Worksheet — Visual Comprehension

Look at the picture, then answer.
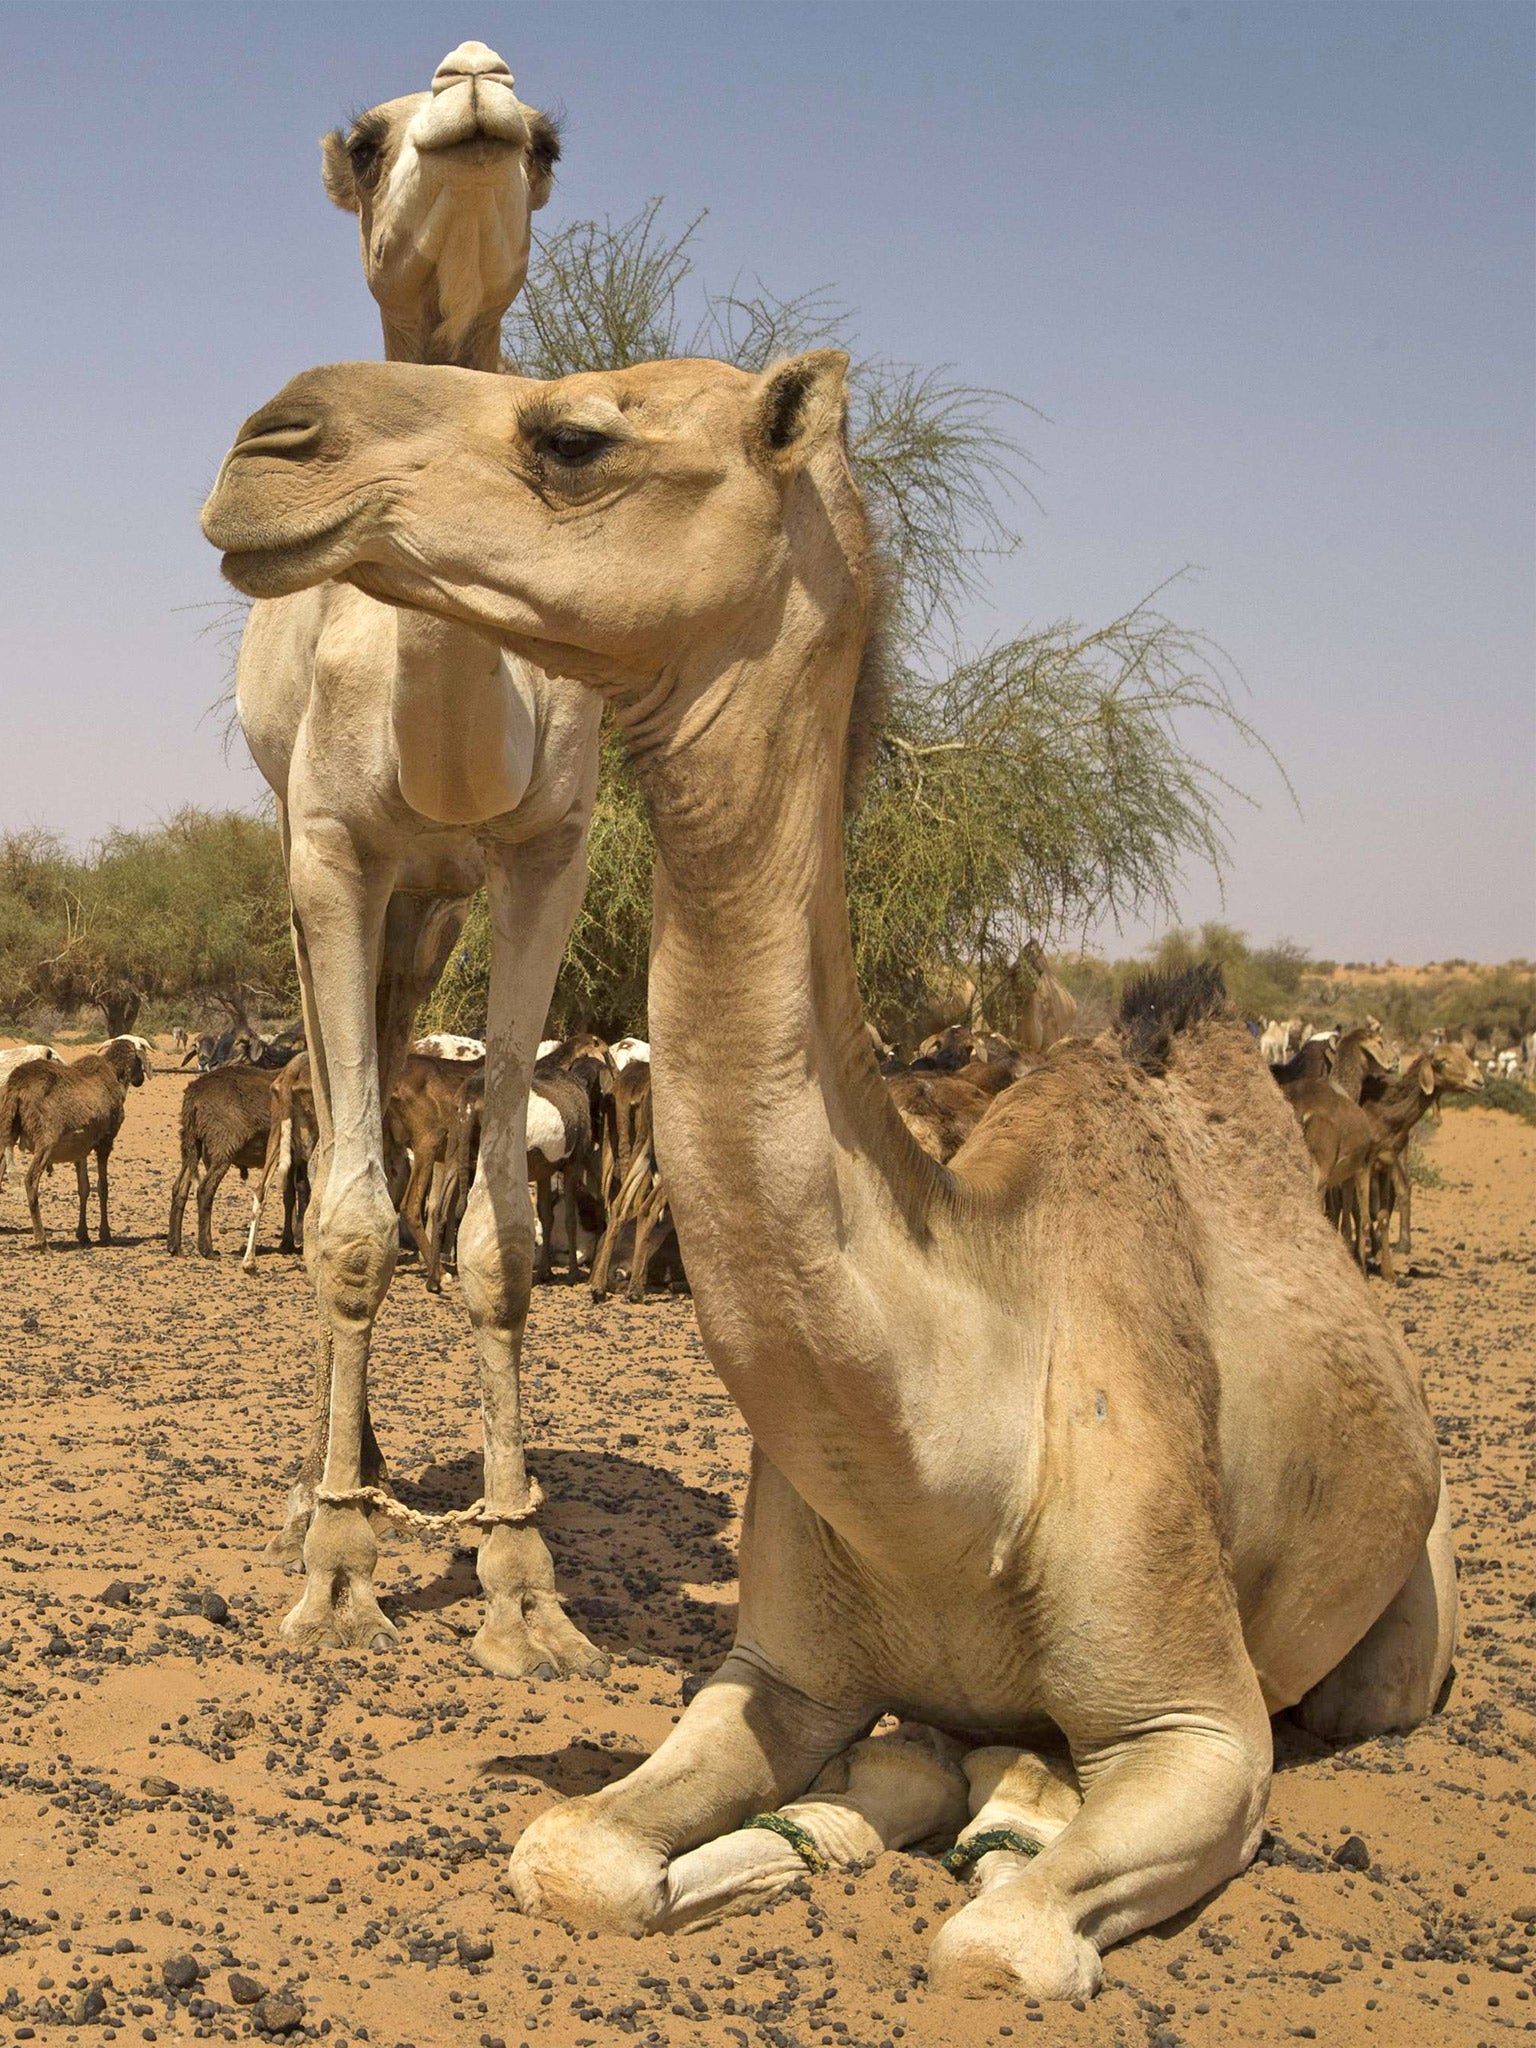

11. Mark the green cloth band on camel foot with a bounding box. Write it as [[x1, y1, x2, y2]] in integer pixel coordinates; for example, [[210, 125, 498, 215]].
[[941, 1826, 1044, 1877], [741, 1811, 831, 1874]]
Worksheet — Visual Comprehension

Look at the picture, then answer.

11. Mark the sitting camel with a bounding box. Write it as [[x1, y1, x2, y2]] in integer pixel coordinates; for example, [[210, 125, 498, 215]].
[[204, 350, 1454, 2001]]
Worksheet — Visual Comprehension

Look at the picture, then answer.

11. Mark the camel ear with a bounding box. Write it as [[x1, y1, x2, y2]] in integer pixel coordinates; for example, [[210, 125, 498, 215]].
[[524, 109, 561, 211], [750, 351, 850, 468], [321, 129, 360, 214]]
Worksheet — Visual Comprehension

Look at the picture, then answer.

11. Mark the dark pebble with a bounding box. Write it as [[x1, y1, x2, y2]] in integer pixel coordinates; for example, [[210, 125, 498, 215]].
[[455, 1935, 493, 1965], [99, 1582, 132, 1608], [198, 1590, 230, 1625], [140, 1777, 179, 1799], [1334, 1835, 1371, 1873], [228, 1974, 266, 2007], [161, 1955, 199, 1992]]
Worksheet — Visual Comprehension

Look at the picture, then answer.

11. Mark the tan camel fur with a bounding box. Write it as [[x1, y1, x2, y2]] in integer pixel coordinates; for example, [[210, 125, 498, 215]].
[[204, 351, 1456, 2000], [885, 1070, 993, 1162], [231, 45, 608, 1678], [1, 1040, 148, 1249]]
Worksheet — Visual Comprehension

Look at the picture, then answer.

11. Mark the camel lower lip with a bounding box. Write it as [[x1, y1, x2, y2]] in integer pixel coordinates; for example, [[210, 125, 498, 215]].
[[416, 133, 519, 160], [217, 523, 353, 594]]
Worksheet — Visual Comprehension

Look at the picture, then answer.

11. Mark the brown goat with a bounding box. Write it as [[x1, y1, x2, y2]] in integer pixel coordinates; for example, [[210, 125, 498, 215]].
[[588, 1060, 683, 1301], [526, 1067, 596, 1283], [0, 1039, 147, 1249], [428, 1063, 601, 1288], [385, 1053, 486, 1291], [1361, 1042, 1483, 1273], [168, 1063, 275, 1257], [241, 1055, 318, 1272]]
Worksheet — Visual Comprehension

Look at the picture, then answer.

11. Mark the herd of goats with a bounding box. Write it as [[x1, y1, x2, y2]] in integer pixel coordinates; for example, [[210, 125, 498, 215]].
[[0, 954, 1513, 1291]]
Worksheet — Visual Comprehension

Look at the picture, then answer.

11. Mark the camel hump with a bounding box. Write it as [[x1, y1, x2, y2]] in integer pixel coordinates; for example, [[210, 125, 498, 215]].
[[1116, 962, 1229, 1075]]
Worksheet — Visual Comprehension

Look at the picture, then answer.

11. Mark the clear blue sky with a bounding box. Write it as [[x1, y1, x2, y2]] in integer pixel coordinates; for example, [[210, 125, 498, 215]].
[[0, 2, 1530, 962]]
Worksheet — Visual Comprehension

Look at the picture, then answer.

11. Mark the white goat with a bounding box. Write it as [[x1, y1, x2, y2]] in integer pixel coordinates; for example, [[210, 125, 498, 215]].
[[411, 1033, 485, 1062]]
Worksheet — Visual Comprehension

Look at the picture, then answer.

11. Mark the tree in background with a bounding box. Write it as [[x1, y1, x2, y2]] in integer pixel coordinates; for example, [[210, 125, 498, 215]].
[[426, 202, 1273, 1041], [0, 809, 293, 1035]]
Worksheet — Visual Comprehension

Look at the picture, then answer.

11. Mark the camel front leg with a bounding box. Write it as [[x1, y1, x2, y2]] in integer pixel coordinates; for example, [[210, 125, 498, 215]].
[[660, 1721, 969, 1934], [458, 825, 604, 1679], [512, 1650, 871, 1932], [276, 824, 400, 1650], [75, 1159, 91, 1245], [929, 1692, 1270, 2001]]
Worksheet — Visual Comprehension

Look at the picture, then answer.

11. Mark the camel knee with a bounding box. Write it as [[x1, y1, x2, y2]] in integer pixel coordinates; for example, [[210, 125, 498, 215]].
[[511, 1802, 668, 1934], [456, 1189, 534, 1325], [309, 1171, 399, 1320], [929, 1885, 1102, 2002]]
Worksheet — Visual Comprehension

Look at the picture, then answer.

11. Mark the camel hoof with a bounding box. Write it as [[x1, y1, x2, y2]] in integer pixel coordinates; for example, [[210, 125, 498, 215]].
[[927, 1887, 1101, 2002], [279, 1587, 400, 1652], [470, 1608, 609, 1683]]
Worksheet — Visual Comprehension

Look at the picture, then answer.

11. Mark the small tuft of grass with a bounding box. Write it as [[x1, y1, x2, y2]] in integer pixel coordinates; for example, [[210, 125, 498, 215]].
[[1442, 1075, 1536, 1125], [1405, 1145, 1444, 1189]]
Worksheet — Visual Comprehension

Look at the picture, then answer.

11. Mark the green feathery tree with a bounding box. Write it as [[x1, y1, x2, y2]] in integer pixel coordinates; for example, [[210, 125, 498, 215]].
[[410, 200, 1276, 1041]]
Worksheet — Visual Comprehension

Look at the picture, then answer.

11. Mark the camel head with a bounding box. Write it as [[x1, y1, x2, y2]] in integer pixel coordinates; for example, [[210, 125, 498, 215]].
[[321, 42, 559, 366], [203, 351, 868, 695]]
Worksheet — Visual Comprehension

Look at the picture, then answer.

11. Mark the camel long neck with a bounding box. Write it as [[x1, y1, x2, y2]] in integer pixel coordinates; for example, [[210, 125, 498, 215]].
[[380, 309, 503, 373], [379, 297, 532, 821], [628, 611, 947, 1512]]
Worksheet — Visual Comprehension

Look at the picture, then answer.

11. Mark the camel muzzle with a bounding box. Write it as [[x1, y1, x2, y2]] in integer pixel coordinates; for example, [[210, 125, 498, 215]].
[[413, 42, 528, 156]]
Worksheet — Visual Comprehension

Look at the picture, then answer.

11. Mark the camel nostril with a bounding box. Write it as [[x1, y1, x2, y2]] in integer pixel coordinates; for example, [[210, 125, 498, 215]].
[[233, 418, 324, 459], [432, 41, 513, 93]]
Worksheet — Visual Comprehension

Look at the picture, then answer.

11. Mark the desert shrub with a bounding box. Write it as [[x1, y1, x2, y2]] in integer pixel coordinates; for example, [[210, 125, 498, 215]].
[[1441, 1075, 1536, 1126], [1404, 1144, 1445, 1189]]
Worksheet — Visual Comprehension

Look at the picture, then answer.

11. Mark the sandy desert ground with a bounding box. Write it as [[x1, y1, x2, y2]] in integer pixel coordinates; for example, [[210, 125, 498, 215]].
[[0, 1062, 1532, 2048]]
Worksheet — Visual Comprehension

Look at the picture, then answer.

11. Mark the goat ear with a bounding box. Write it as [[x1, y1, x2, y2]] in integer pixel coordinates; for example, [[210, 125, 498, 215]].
[[749, 351, 850, 469], [321, 130, 360, 214], [1418, 1059, 1436, 1095]]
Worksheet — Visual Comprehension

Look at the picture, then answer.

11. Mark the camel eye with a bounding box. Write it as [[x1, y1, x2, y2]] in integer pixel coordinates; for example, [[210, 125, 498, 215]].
[[539, 426, 612, 467], [347, 132, 384, 181]]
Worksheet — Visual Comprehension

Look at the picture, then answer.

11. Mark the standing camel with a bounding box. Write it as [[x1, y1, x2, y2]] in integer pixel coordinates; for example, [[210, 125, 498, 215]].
[[204, 351, 1455, 2000], [231, 44, 607, 1679]]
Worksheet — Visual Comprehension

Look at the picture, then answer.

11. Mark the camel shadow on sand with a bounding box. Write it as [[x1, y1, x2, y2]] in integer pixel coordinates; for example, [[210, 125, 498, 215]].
[[381, 1445, 740, 1669]]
